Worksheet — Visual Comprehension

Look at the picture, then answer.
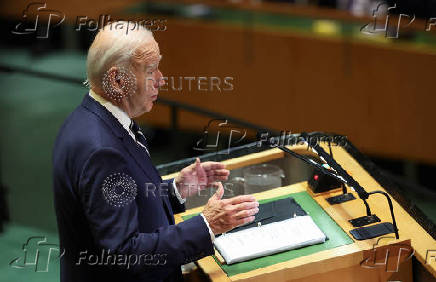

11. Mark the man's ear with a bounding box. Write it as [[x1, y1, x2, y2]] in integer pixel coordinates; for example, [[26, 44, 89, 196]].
[[102, 66, 137, 103], [107, 67, 123, 91]]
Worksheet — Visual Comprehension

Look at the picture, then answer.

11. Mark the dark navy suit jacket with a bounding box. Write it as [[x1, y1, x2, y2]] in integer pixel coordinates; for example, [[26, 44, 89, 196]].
[[52, 94, 214, 282]]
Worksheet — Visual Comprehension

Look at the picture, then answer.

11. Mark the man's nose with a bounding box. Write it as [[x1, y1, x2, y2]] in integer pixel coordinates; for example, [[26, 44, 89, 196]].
[[156, 70, 165, 87]]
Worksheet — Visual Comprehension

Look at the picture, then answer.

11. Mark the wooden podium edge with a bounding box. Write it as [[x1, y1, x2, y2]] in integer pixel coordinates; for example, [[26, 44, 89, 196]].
[[170, 144, 436, 280]]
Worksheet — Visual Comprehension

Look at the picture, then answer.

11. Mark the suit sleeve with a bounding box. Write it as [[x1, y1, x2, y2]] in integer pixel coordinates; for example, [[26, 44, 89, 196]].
[[78, 147, 214, 275], [162, 178, 186, 214]]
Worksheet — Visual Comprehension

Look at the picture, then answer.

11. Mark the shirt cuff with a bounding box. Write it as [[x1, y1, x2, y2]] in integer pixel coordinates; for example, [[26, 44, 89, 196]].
[[172, 179, 186, 204], [200, 213, 215, 243]]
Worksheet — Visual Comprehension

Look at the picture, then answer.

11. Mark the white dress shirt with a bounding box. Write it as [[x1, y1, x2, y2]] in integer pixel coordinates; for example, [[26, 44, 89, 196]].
[[88, 90, 214, 242]]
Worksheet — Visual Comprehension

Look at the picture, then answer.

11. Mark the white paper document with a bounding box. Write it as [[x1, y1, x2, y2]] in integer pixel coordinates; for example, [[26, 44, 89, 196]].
[[214, 215, 327, 264]]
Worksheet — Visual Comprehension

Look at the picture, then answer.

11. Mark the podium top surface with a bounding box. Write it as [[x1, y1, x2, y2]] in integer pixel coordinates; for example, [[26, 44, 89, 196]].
[[181, 191, 353, 276], [168, 141, 436, 280]]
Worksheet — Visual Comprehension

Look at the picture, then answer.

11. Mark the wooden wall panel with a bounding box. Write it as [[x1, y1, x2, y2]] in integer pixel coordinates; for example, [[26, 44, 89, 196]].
[[141, 19, 436, 163]]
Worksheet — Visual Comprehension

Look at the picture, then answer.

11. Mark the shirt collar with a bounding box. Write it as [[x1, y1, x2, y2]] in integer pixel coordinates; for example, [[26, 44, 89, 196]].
[[88, 89, 132, 136]]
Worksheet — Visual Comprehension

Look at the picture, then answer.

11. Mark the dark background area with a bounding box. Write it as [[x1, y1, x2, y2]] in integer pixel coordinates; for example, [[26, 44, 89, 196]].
[[1, 0, 435, 281]]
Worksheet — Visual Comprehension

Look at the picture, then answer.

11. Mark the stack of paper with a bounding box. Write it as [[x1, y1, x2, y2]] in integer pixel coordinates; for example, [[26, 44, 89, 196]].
[[214, 215, 327, 264]]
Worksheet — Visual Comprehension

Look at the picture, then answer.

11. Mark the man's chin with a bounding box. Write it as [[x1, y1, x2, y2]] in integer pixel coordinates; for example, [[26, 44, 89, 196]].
[[132, 103, 153, 117], [145, 102, 154, 113]]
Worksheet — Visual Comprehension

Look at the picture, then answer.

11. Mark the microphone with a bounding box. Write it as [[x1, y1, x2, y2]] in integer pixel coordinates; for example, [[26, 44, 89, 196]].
[[257, 133, 348, 187], [257, 132, 399, 240]]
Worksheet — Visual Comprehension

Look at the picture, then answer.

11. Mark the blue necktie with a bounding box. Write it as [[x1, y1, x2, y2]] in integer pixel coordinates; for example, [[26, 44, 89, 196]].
[[129, 120, 150, 156]]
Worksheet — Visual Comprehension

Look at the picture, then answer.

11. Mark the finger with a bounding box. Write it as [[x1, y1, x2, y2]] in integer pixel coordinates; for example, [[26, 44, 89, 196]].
[[212, 182, 224, 200], [206, 169, 229, 176], [195, 158, 207, 181], [233, 216, 255, 227], [228, 194, 257, 205], [206, 169, 229, 183], [234, 207, 259, 219], [181, 161, 196, 174], [195, 158, 201, 171], [198, 184, 208, 191], [201, 162, 226, 171], [209, 181, 221, 188], [207, 176, 229, 184], [187, 157, 201, 169], [189, 157, 200, 168], [232, 201, 259, 212]]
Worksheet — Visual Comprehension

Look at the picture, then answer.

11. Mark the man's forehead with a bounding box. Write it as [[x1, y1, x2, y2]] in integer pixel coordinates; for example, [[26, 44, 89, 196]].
[[133, 39, 160, 66], [146, 55, 162, 69]]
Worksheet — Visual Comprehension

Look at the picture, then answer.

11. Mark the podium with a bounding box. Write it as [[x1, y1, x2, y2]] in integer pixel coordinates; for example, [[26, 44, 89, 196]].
[[161, 141, 436, 281]]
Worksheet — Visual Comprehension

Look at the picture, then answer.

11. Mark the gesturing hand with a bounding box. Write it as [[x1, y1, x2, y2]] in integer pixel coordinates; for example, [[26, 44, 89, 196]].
[[175, 158, 230, 199], [202, 182, 259, 235]]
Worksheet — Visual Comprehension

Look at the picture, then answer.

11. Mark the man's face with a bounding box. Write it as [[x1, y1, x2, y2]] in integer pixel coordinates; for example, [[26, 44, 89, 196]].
[[128, 50, 163, 117]]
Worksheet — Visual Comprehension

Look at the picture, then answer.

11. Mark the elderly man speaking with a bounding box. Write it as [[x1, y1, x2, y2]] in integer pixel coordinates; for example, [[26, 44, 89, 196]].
[[52, 21, 259, 282]]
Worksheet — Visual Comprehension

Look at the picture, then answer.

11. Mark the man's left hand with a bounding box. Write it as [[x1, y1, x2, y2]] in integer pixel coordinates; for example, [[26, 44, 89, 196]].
[[175, 158, 230, 199]]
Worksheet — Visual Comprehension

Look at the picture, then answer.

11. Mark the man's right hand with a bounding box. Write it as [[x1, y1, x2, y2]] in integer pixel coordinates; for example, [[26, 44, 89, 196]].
[[202, 182, 259, 235]]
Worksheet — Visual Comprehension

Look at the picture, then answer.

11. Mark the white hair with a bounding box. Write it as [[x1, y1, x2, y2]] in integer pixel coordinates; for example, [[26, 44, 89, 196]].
[[85, 21, 156, 89]]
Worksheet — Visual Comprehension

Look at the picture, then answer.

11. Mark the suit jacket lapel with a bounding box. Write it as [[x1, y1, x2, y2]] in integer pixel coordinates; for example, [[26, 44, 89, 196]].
[[122, 138, 174, 224], [81, 94, 174, 222]]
